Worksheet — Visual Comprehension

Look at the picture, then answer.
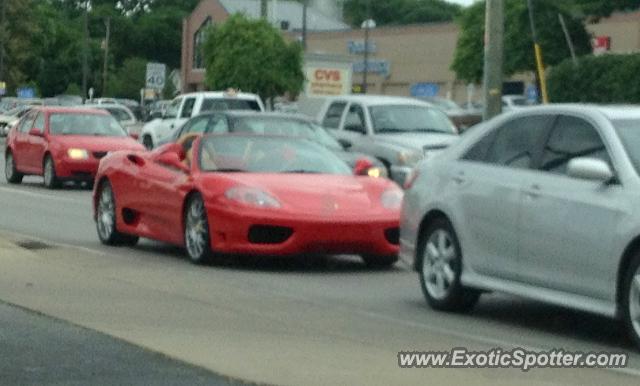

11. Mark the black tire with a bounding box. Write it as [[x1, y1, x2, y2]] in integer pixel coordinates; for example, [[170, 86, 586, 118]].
[[142, 135, 154, 150], [95, 180, 139, 246], [361, 255, 398, 269], [5, 151, 23, 184], [184, 193, 216, 265], [43, 155, 61, 189], [621, 253, 640, 350], [417, 217, 480, 312]]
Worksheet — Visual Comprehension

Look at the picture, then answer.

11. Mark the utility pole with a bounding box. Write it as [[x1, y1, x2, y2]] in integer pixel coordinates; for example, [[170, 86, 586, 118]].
[[302, 0, 308, 50], [482, 0, 504, 120], [0, 0, 6, 81], [527, 0, 549, 103], [260, 0, 268, 19], [558, 13, 577, 67], [102, 17, 110, 97], [82, 1, 89, 103], [362, 0, 371, 94]]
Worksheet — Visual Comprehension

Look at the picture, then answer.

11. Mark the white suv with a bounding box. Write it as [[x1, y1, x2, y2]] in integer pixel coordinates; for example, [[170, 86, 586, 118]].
[[140, 91, 264, 149]]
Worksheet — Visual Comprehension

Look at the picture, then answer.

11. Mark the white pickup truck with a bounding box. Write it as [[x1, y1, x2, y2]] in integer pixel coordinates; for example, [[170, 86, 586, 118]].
[[140, 91, 264, 149]]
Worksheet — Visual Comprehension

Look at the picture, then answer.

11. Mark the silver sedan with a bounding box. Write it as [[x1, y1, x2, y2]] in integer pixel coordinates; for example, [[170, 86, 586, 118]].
[[400, 104, 640, 349]]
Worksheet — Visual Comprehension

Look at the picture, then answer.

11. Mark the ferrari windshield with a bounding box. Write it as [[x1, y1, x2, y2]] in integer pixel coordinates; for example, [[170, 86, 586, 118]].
[[231, 116, 342, 150], [370, 104, 457, 134], [198, 136, 351, 174], [49, 113, 127, 136]]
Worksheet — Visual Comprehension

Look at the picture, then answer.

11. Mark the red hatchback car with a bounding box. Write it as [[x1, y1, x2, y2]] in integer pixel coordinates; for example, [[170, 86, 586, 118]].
[[5, 107, 144, 188]]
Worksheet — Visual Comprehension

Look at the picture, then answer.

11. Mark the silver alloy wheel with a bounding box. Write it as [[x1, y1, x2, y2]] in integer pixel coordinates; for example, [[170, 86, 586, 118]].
[[97, 185, 115, 241], [422, 229, 457, 300], [185, 198, 208, 260], [5, 153, 14, 180], [44, 157, 54, 186], [630, 267, 640, 339]]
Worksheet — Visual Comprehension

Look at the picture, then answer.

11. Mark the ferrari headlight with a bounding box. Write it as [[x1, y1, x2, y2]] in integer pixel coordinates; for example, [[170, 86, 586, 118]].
[[397, 150, 422, 166], [67, 148, 89, 160], [381, 188, 404, 209], [225, 187, 281, 208]]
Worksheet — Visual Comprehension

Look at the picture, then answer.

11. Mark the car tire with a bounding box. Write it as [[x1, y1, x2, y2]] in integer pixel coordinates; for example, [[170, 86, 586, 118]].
[[184, 193, 217, 265], [96, 180, 139, 246], [43, 155, 61, 189], [418, 217, 480, 312], [622, 253, 640, 350], [5, 151, 23, 184], [142, 135, 154, 150], [361, 255, 398, 269]]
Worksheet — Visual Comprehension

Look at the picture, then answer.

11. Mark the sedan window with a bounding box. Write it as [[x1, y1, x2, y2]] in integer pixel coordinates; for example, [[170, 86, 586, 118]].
[[485, 115, 553, 168], [540, 116, 610, 174]]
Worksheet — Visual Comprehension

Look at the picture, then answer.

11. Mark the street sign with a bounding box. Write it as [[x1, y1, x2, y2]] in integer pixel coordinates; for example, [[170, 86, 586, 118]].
[[17, 87, 35, 99], [410, 82, 440, 98], [146, 62, 166, 90]]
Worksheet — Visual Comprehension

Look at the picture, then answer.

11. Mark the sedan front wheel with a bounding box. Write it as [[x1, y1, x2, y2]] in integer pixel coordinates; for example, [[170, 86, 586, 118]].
[[418, 217, 480, 312], [623, 254, 640, 350]]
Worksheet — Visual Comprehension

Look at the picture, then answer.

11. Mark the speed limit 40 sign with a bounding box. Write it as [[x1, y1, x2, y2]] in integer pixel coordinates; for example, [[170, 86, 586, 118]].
[[146, 62, 166, 89]]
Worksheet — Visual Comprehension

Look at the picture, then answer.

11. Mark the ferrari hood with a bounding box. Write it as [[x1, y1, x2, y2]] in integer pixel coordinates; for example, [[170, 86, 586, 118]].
[[207, 173, 400, 216], [51, 135, 144, 152]]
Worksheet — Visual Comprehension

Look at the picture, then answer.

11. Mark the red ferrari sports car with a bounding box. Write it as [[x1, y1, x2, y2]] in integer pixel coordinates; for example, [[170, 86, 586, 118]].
[[5, 106, 144, 188], [93, 134, 402, 267]]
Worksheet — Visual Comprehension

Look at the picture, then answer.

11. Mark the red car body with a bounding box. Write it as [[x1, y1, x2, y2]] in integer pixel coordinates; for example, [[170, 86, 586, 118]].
[[5, 107, 144, 182], [92, 136, 401, 259]]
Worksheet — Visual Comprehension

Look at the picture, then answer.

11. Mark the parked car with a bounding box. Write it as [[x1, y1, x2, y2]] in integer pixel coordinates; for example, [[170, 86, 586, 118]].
[[400, 104, 640, 349], [418, 96, 482, 131], [173, 111, 387, 176], [4, 107, 144, 188], [93, 135, 402, 267], [502, 95, 536, 111], [85, 103, 143, 139], [140, 90, 265, 149], [0, 105, 31, 137], [317, 95, 459, 186]]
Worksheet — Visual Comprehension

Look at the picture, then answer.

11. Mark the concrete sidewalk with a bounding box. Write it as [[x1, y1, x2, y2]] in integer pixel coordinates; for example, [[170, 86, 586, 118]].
[[0, 235, 637, 386]]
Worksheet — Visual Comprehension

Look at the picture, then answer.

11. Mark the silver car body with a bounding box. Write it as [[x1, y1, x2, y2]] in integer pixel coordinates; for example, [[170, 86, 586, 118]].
[[317, 95, 459, 186], [400, 104, 640, 319]]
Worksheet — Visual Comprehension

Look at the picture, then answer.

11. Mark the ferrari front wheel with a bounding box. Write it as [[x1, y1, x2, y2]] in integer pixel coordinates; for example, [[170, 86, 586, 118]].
[[184, 194, 215, 265], [96, 180, 139, 246]]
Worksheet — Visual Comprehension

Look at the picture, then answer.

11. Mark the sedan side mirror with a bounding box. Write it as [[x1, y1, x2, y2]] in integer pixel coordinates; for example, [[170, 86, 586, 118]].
[[567, 157, 614, 182], [29, 127, 44, 137], [338, 138, 352, 149]]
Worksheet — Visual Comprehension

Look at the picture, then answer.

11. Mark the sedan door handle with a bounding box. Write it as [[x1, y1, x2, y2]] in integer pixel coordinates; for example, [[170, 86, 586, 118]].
[[524, 184, 541, 199], [452, 172, 465, 184]]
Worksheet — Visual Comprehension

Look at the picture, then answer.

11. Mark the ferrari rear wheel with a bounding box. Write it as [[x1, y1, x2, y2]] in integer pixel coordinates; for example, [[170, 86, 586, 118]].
[[96, 180, 139, 246], [361, 255, 398, 269], [184, 194, 215, 265], [43, 155, 60, 189], [5, 151, 23, 184]]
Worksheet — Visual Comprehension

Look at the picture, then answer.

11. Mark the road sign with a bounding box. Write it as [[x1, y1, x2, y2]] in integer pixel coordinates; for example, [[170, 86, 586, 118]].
[[146, 62, 166, 90], [410, 82, 440, 98], [17, 87, 35, 99]]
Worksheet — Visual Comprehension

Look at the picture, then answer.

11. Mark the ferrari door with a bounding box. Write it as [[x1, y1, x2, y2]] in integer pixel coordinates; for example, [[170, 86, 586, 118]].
[[136, 155, 191, 245]]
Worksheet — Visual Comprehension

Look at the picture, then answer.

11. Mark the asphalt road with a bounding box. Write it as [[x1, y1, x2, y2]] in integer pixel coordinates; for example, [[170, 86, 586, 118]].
[[0, 302, 235, 386], [1, 138, 640, 385]]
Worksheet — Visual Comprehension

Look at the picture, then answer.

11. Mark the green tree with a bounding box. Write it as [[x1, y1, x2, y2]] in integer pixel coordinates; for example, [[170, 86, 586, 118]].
[[106, 57, 146, 99], [202, 14, 304, 102], [451, 0, 592, 83], [343, 0, 461, 27]]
